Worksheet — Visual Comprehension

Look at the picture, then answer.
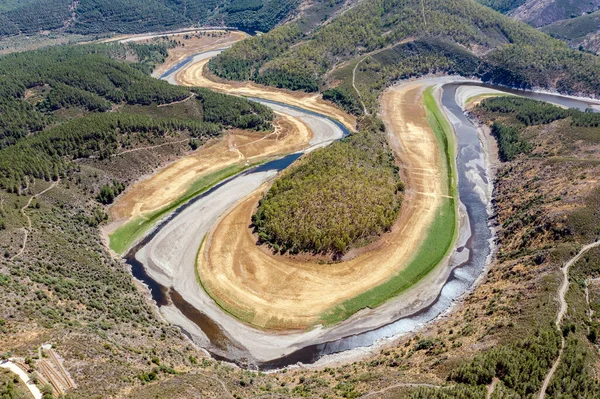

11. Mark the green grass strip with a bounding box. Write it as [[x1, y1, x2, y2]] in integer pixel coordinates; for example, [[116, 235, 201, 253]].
[[464, 92, 513, 107], [318, 86, 459, 326], [109, 162, 258, 255]]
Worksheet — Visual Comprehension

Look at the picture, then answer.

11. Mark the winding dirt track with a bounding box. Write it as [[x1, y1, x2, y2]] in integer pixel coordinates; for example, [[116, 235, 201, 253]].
[[538, 240, 600, 399], [12, 179, 60, 261], [196, 82, 447, 329]]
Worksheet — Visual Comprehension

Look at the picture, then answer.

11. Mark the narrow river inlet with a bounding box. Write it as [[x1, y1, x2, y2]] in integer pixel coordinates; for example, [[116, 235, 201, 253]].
[[122, 48, 600, 368]]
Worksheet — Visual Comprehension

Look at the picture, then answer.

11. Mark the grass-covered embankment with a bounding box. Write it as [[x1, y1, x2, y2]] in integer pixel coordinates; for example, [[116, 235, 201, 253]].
[[109, 163, 254, 254], [319, 87, 459, 326]]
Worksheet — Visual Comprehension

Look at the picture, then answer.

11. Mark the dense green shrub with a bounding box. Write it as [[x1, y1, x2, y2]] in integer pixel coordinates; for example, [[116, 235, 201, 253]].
[[322, 87, 363, 116], [490, 121, 532, 161], [97, 180, 126, 204], [252, 116, 403, 256], [547, 337, 600, 398], [450, 328, 561, 396]]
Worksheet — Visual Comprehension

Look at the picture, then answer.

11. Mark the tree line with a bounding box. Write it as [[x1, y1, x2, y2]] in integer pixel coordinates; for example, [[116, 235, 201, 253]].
[[475, 96, 600, 161]]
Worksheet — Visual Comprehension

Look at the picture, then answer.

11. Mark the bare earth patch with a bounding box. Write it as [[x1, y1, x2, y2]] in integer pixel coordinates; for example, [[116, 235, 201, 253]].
[[109, 112, 311, 224]]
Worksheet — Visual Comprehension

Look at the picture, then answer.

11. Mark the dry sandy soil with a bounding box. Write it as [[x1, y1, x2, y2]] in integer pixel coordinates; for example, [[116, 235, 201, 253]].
[[150, 31, 248, 78], [175, 58, 356, 131], [110, 113, 311, 222], [196, 82, 448, 330]]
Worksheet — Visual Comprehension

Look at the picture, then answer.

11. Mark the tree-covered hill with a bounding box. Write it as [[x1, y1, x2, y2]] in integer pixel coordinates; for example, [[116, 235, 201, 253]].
[[477, 0, 600, 53], [0, 42, 186, 149], [0, 0, 301, 37], [0, 43, 273, 192], [252, 116, 403, 256], [210, 0, 600, 110]]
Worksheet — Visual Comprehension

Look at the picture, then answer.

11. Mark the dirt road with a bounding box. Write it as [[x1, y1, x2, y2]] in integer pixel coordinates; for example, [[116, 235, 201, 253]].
[[538, 240, 600, 399], [0, 361, 42, 399]]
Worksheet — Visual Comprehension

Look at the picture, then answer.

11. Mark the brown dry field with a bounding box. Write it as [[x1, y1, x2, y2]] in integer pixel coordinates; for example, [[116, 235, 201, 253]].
[[197, 82, 446, 330], [110, 112, 311, 222], [152, 31, 248, 78], [175, 58, 357, 131]]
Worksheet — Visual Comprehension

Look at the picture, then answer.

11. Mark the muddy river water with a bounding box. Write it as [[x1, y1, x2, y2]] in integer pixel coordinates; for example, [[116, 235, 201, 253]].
[[124, 51, 600, 368]]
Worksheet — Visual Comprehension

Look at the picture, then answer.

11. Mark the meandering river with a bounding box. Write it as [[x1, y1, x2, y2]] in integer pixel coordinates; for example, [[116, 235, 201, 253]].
[[122, 47, 600, 368]]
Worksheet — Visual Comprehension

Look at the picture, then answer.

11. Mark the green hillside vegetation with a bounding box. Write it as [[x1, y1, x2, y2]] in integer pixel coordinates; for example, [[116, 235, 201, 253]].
[[0, 113, 221, 192], [0, 43, 273, 193], [0, 0, 300, 37], [0, 42, 184, 149], [208, 24, 302, 81], [542, 11, 600, 41], [0, 0, 71, 36], [252, 116, 403, 256], [475, 96, 600, 161], [211, 0, 600, 103], [333, 38, 528, 113], [541, 10, 600, 52], [0, 98, 272, 193], [475, 0, 526, 13]]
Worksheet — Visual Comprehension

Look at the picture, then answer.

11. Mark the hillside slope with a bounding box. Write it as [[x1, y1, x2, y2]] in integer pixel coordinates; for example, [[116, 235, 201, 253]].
[[0, 0, 299, 37], [0, 0, 356, 39], [211, 0, 600, 108], [508, 0, 600, 27], [541, 10, 600, 53], [477, 0, 600, 53]]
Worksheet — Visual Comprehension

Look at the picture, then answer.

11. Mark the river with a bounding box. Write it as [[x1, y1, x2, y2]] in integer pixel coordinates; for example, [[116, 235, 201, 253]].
[[123, 47, 600, 368]]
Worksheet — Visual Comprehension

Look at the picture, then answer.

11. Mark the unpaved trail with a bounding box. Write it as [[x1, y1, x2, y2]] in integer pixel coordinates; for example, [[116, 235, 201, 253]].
[[538, 240, 600, 399], [486, 377, 499, 399], [11, 179, 60, 261], [361, 382, 443, 398], [197, 82, 450, 329], [114, 139, 190, 156], [352, 57, 369, 115], [0, 360, 42, 399]]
